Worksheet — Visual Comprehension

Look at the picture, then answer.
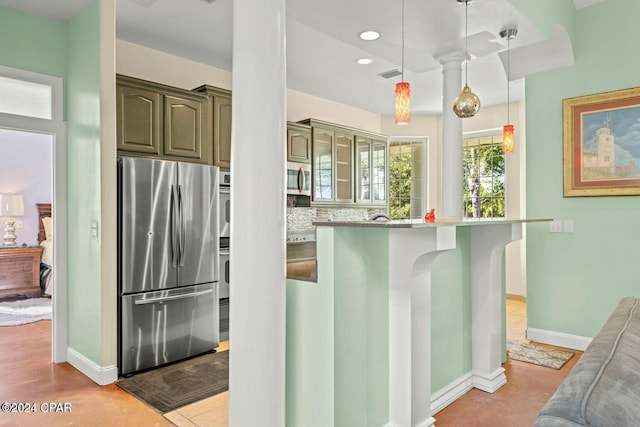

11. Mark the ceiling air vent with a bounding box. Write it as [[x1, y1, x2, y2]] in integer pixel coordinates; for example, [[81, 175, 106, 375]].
[[378, 69, 402, 79]]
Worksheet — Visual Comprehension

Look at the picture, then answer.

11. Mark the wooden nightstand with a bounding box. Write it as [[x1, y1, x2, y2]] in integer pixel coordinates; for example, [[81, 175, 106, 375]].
[[0, 246, 44, 299]]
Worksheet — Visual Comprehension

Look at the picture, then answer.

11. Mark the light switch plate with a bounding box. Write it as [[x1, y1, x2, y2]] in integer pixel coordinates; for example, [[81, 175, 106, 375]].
[[549, 220, 563, 233], [563, 220, 574, 233]]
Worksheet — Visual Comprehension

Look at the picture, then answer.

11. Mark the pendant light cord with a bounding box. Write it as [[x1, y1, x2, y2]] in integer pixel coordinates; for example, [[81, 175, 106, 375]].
[[464, 0, 468, 85], [507, 35, 510, 123], [401, 0, 405, 82]]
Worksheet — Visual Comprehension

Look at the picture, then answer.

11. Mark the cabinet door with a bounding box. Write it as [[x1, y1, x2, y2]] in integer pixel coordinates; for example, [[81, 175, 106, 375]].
[[335, 132, 353, 202], [164, 95, 206, 162], [287, 127, 311, 163], [371, 140, 387, 203], [117, 85, 162, 155], [355, 137, 371, 203], [213, 95, 232, 169], [312, 128, 334, 201]]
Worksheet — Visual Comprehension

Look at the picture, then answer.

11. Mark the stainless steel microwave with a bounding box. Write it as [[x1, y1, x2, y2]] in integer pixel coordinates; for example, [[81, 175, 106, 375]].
[[287, 162, 311, 196]]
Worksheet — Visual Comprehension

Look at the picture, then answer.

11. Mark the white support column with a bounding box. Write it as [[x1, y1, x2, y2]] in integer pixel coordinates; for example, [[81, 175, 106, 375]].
[[470, 223, 523, 392], [388, 226, 457, 427], [229, 0, 287, 425], [437, 53, 465, 219]]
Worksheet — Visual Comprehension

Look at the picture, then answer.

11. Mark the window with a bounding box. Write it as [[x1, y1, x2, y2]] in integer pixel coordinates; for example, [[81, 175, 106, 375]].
[[463, 132, 505, 218], [389, 139, 426, 219], [0, 65, 62, 122]]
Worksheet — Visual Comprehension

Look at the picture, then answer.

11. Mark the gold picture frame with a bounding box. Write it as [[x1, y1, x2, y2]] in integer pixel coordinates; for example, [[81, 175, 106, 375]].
[[563, 87, 640, 197]]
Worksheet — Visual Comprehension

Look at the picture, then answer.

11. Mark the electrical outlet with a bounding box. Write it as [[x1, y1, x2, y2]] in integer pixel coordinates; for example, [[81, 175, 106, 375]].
[[549, 220, 562, 233], [14, 220, 23, 229], [563, 220, 574, 233], [90, 220, 98, 238]]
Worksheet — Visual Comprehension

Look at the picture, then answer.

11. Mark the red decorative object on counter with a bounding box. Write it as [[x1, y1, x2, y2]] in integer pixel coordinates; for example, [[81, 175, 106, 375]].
[[424, 209, 436, 223]]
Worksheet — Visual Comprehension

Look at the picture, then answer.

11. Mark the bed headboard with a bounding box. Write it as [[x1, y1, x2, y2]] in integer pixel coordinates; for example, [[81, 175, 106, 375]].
[[36, 203, 52, 243]]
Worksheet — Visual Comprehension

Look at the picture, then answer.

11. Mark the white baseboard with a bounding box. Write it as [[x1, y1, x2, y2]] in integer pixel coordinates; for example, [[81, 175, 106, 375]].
[[431, 372, 474, 414], [527, 328, 592, 351], [67, 347, 118, 386]]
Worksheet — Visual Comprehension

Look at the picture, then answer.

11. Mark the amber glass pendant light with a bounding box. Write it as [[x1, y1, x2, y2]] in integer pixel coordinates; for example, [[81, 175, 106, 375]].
[[395, 0, 410, 125], [500, 28, 517, 154]]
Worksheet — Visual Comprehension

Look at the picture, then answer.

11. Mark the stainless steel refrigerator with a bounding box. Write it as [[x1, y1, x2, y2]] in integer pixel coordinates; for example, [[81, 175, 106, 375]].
[[117, 157, 220, 375]]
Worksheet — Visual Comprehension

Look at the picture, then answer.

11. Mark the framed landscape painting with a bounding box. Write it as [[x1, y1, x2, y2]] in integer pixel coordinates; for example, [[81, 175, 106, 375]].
[[563, 87, 640, 196]]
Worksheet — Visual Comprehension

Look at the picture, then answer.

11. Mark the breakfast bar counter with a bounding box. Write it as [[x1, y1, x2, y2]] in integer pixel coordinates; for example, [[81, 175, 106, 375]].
[[286, 218, 549, 427]]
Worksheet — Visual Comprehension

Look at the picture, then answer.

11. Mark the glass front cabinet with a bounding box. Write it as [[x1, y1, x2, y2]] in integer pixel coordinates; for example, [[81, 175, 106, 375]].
[[301, 119, 387, 206], [356, 136, 387, 205]]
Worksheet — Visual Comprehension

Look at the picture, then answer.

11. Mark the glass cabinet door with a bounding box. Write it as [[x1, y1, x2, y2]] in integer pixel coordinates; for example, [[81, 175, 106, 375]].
[[335, 132, 353, 202], [313, 129, 333, 201], [356, 137, 371, 203], [372, 141, 386, 203]]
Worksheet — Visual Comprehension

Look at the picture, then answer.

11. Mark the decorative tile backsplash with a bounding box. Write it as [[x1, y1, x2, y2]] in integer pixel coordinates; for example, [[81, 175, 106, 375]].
[[287, 206, 387, 232]]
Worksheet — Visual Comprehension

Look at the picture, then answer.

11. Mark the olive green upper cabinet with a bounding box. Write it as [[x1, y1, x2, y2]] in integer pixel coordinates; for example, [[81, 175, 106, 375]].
[[195, 85, 232, 170], [355, 136, 387, 205], [287, 122, 312, 164], [116, 84, 162, 155], [116, 75, 209, 163]]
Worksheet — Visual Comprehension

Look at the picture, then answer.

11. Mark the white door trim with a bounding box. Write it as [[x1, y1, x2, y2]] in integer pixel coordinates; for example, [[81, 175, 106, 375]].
[[0, 72, 67, 363]]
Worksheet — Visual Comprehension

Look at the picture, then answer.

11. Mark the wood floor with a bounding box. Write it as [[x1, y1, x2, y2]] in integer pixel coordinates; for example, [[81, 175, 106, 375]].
[[0, 299, 580, 426]]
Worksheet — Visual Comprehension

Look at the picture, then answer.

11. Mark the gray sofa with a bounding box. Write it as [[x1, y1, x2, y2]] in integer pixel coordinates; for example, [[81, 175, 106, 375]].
[[534, 296, 640, 427]]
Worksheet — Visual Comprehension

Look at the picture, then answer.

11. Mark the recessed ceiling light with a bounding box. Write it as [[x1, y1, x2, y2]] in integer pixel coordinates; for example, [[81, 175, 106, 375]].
[[358, 30, 381, 41], [356, 58, 373, 65]]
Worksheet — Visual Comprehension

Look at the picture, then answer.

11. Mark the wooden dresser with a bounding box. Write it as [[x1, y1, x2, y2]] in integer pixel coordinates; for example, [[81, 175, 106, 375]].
[[0, 246, 44, 299]]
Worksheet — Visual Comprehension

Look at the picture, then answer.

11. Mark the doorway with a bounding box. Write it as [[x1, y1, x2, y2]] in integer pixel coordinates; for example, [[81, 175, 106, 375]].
[[0, 65, 67, 363]]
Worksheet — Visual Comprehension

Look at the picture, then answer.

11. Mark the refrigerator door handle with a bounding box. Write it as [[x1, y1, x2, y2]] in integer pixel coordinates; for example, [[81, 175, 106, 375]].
[[178, 184, 186, 267], [133, 288, 214, 305], [170, 185, 179, 268]]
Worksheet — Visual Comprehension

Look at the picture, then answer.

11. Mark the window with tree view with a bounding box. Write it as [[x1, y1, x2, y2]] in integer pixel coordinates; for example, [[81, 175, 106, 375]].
[[463, 133, 505, 218], [389, 140, 425, 219]]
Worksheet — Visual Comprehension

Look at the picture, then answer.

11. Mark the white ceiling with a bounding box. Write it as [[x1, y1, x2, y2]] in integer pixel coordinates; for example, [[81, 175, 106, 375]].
[[0, 0, 606, 116]]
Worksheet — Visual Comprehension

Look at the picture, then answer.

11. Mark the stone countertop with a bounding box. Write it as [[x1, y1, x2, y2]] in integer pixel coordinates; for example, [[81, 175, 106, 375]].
[[313, 217, 552, 228]]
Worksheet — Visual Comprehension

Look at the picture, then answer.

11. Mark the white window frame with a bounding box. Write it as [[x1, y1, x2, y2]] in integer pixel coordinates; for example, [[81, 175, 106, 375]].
[[387, 137, 429, 219], [462, 129, 506, 219]]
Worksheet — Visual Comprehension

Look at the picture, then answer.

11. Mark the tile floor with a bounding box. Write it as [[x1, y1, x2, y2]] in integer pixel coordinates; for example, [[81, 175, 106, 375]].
[[166, 295, 532, 427], [164, 341, 229, 427], [0, 296, 577, 427], [506, 295, 527, 342]]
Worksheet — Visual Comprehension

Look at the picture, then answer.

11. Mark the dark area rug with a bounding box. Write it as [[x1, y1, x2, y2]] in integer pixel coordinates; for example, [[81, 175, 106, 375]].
[[117, 350, 229, 413], [507, 340, 574, 370]]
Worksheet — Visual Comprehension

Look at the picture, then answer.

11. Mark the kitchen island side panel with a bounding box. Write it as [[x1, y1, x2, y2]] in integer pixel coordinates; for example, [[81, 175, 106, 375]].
[[333, 227, 389, 427], [285, 226, 335, 427]]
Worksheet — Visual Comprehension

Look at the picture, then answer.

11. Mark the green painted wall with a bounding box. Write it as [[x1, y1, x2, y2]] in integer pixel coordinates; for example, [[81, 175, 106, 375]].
[[508, 0, 575, 42], [526, 0, 640, 339], [431, 227, 472, 391], [286, 227, 335, 427], [0, 6, 67, 78], [66, 0, 103, 363]]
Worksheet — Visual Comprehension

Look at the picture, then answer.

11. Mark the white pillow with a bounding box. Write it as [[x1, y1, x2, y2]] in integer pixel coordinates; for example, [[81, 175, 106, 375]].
[[42, 216, 52, 241]]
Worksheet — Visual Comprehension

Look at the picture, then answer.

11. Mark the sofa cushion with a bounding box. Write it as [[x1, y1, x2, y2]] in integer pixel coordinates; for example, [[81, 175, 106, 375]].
[[535, 297, 640, 427]]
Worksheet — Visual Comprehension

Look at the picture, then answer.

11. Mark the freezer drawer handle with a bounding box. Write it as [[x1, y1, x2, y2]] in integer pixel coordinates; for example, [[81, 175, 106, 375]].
[[133, 288, 214, 305]]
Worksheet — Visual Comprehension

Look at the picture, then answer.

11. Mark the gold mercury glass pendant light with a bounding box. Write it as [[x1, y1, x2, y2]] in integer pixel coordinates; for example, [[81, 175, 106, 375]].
[[453, 0, 480, 118]]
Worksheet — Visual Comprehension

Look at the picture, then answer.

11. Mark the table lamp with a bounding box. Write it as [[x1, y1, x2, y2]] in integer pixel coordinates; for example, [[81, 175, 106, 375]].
[[0, 193, 24, 246]]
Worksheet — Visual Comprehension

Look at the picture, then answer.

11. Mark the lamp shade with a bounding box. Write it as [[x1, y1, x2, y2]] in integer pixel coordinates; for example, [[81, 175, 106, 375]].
[[503, 124, 514, 154], [395, 81, 410, 125], [0, 194, 24, 216]]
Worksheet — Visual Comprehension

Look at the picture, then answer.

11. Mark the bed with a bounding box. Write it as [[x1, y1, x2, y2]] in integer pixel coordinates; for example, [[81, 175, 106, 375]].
[[37, 203, 53, 296]]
